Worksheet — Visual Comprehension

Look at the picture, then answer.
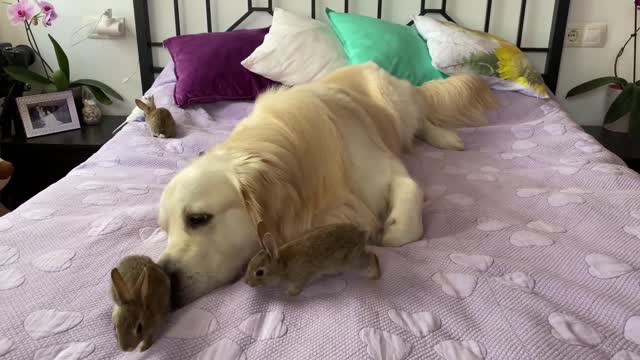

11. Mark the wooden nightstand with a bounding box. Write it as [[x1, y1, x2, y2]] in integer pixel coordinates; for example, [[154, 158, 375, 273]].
[[0, 116, 124, 209], [582, 126, 640, 172]]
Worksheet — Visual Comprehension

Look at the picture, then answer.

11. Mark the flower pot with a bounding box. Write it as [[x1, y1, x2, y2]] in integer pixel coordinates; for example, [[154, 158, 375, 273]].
[[603, 84, 630, 133]]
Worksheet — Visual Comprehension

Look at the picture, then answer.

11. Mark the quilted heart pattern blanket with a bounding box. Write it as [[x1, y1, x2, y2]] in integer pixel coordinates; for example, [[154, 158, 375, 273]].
[[0, 68, 639, 359]]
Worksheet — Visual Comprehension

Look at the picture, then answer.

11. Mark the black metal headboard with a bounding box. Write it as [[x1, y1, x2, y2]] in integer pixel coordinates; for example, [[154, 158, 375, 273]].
[[133, 0, 571, 94]]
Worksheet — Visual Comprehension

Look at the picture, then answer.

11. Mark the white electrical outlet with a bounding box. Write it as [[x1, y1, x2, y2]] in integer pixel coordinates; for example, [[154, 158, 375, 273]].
[[566, 23, 607, 48], [565, 26, 582, 47]]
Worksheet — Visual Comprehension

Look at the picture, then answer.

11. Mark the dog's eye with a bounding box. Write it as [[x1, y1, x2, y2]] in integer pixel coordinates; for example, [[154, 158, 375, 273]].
[[185, 213, 213, 228], [255, 269, 264, 277], [136, 323, 143, 336]]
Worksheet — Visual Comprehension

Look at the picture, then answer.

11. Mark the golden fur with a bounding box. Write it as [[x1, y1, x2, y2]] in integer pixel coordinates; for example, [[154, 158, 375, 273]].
[[158, 62, 496, 305], [220, 64, 495, 239]]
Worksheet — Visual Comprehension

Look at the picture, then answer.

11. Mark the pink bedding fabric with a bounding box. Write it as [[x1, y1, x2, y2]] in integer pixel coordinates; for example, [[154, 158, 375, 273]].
[[0, 74, 639, 359]]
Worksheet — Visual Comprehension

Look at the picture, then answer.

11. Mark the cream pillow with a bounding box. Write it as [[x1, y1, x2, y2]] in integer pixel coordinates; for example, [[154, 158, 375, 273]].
[[241, 8, 348, 85], [413, 15, 549, 99]]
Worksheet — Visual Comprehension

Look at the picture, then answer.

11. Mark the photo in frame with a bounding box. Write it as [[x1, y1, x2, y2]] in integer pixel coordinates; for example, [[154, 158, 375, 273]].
[[16, 90, 80, 138]]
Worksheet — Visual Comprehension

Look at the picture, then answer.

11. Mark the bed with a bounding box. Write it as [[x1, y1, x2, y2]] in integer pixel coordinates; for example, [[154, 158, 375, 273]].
[[2, 1, 640, 359]]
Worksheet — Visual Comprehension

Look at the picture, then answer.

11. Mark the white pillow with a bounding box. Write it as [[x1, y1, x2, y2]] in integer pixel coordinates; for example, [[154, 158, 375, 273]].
[[241, 8, 348, 86]]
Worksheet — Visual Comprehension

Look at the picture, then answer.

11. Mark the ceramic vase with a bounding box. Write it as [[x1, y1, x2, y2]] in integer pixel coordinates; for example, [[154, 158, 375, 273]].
[[82, 99, 102, 125]]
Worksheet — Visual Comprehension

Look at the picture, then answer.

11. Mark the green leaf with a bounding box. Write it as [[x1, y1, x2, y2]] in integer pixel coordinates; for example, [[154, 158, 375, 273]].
[[630, 87, 640, 137], [83, 85, 112, 105], [462, 52, 499, 76], [604, 84, 634, 124], [467, 63, 497, 77], [566, 77, 628, 98], [44, 84, 58, 93], [51, 70, 70, 91], [4, 65, 52, 86], [48, 34, 70, 80], [70, 79, 123, 101]]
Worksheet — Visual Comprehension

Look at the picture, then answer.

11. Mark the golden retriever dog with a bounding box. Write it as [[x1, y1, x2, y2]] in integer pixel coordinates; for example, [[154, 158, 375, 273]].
[[158, 62, 495, 306]]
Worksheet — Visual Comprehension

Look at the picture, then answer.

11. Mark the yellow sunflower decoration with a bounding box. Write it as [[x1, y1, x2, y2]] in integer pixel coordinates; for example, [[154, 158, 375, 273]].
[[495, 42, 547, 96], [417, 16, 549, 99]]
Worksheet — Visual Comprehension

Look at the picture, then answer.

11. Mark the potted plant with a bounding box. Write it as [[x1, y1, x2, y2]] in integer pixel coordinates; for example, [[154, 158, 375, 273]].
[[2, 1, 123, 107], [566, 0, 639, 135]]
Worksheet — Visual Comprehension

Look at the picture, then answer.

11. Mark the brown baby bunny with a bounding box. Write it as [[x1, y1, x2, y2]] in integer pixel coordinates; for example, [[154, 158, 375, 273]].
[[111, 255, 171, 352], [134, 95, 176, 138], [244, 222, 381, 296]]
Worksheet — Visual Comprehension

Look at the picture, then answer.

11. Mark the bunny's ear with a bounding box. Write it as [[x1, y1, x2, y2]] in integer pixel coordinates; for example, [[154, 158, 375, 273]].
[[148, 95, 156, 109], [135, 267, 151, 308], [111, 268, 132, 304], [135, 99, 151, 114], [262, 233, 279, 259]]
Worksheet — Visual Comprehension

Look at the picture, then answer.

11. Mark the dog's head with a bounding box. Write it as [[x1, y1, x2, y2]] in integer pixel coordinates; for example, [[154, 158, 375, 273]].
[[157, 153, 261, 307]]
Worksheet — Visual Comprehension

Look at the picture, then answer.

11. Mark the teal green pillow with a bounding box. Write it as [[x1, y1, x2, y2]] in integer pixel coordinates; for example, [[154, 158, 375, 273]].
[[325, 8, 445, 86]]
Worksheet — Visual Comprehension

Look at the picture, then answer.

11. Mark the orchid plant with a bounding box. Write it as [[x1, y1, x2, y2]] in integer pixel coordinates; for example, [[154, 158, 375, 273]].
[[566, 0, 640, 135], [2, 0, 122, 105]]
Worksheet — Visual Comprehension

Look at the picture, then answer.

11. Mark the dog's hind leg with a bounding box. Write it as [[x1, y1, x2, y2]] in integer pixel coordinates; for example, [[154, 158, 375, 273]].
[[382, 165, 424, 247]]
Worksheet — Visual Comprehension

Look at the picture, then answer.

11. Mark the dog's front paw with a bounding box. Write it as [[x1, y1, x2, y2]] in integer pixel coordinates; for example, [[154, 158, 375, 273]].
[[382, 215, 423, 247], [420, 126, 465, 151], [287, 286, 302, 297], [437, 131, 464, 151]]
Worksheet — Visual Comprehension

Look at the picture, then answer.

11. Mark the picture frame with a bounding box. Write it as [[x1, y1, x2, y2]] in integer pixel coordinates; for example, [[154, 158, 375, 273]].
[[15, 90, 80, 138]]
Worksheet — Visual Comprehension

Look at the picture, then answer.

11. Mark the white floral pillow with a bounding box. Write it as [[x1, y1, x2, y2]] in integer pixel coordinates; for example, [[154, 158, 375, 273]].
[[242, 8, 348, 86], [413, 15, 549, 99]]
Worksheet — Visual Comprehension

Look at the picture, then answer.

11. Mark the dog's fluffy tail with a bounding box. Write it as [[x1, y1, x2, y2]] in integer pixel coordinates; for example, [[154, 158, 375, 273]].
[[419, 73, 497, 128]]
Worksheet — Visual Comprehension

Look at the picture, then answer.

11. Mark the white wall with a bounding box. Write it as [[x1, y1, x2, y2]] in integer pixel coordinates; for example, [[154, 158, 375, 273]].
[[0, 0, 141, 115], [0, 0, 637, 125], [557, 0, 636, 126]]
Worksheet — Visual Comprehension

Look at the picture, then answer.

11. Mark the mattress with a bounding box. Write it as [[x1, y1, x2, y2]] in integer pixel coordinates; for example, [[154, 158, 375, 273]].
[[1, 68, 639, 359]]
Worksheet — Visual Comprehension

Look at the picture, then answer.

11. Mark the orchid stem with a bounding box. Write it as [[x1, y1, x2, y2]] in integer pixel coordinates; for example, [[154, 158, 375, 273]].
[[23, 21, 53, 79], [633, 9, 637, 83], [614, 25, 640, 79]]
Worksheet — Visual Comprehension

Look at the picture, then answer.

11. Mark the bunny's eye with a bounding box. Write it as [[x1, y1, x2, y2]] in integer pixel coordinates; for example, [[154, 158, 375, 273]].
[[136, 323, 143, 336], [255, 269, 264, 277]]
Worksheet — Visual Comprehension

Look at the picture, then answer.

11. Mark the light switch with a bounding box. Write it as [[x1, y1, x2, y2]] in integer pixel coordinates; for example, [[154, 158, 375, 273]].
[[584, 28, 601, 43], [583, 23, 607, 47]]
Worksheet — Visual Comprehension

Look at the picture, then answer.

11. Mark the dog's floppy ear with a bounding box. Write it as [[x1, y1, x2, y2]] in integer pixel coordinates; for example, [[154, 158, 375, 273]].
[[256, 221, 268, 248], [235, 155, 275, 231], [240, 186, 264, 229]]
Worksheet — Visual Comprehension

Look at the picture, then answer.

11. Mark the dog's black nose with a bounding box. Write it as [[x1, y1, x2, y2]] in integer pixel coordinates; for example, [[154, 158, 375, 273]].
[[165, 270, 183, 308], [157, 257, 173, 273], [157, 259, 183, 309]]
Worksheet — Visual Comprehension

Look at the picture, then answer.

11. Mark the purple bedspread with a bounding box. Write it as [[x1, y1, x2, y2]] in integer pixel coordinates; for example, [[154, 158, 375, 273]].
[[0, 69, 639, 359]]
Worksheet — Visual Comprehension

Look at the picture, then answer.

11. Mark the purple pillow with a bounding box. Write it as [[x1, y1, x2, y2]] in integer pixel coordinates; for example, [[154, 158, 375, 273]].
[[164, 27, 277, 108]]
